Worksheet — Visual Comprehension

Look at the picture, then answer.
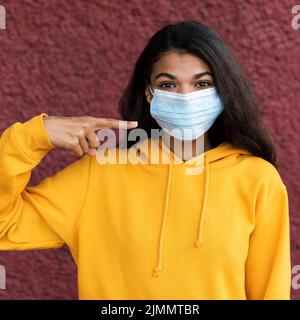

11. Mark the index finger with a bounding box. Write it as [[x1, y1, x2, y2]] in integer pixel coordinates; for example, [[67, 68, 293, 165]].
[[90, 117, 138, 129]]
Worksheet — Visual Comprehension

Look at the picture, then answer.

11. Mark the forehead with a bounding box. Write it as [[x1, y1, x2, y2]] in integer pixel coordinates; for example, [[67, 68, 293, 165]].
[[151, 51, 211, 79]]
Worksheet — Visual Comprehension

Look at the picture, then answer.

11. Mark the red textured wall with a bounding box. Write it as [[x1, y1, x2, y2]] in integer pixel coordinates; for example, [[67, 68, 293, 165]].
[[0, 0, 299, 300]]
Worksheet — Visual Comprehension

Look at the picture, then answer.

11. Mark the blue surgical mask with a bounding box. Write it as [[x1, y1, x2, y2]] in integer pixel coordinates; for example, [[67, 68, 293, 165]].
[[149, 86, 224, 140]]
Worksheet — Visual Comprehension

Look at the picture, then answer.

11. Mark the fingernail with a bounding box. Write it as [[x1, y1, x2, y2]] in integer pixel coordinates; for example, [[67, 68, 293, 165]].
[[89, 149, 96, 156]]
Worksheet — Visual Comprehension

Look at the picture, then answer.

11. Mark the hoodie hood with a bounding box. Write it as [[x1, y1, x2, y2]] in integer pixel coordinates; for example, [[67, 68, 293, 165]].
[[131, 136, 252, 277]]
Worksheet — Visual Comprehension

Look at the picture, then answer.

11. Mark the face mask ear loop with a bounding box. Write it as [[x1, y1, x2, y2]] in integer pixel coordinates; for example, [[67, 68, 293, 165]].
[[148, 85, 155, 96]]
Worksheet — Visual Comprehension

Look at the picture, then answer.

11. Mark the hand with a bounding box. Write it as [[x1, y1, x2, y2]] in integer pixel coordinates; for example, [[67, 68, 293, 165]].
[[43, 115, 138, 157]]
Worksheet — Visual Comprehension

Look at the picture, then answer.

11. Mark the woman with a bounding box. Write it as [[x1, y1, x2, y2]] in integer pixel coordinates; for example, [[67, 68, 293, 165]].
[[0, 20, 291, 299]]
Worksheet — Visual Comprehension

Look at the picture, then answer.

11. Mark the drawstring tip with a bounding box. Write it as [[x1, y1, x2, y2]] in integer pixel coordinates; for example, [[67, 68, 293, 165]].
[[153, 266, 162, 277], [194, 240, 203, 248]]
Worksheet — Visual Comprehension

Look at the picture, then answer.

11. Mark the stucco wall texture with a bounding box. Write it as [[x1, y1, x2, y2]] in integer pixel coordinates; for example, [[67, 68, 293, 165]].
[[0, 0, 299, 300]]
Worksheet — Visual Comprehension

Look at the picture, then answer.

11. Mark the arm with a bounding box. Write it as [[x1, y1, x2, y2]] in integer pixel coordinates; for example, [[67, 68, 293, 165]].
[[0, 113, 92, 251], [245, 179, 291, 300]]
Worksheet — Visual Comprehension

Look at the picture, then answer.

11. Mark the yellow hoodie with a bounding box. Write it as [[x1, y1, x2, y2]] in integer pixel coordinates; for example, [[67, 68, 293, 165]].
[[0, 113, 291, 300]]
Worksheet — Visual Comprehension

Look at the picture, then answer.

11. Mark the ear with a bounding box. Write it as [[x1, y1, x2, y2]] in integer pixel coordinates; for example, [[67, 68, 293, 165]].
[[145, 87, 152, 104]]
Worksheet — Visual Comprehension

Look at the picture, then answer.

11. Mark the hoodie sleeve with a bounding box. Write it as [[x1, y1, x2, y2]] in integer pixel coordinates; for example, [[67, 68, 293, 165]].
[[245, 176, 291, 300], [0, 113, 92, 251]]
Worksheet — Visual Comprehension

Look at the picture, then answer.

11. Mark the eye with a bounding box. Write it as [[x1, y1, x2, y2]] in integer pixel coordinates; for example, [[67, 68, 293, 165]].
[[195, 81, 212, 88], [159, 82, 176, 88]]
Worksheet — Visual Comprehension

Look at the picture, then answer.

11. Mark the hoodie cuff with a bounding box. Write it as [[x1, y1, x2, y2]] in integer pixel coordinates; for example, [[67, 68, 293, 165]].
[[13, 113, 56, 161]]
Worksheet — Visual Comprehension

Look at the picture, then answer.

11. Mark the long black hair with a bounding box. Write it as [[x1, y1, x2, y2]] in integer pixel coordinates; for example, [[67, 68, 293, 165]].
[[118, 19, 277, 167]]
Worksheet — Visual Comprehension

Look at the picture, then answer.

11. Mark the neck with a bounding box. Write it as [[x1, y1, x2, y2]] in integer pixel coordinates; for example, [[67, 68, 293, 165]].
[[162, 132, 213, 161]]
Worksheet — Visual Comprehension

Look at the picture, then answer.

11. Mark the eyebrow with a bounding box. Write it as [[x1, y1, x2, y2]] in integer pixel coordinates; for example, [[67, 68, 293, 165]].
[[154, 71, 213, 81]]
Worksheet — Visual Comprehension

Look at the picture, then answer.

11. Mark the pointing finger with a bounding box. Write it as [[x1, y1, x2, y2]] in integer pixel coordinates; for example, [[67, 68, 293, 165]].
[[90, 117, 138, 129]]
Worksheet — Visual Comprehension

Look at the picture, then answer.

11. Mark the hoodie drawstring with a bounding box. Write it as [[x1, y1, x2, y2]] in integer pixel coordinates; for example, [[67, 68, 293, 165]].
[[195, 154, 210, 247], [152, 155, 173, 277], [152, 152, 210, 277]]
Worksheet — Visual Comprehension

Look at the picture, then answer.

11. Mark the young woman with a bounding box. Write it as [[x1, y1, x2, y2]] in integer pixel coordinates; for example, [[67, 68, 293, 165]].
[[0, 20, 291, 299]]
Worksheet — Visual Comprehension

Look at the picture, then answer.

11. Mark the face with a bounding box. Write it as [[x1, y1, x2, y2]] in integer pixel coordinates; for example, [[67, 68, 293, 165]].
[[145, 51, 214, 103]]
